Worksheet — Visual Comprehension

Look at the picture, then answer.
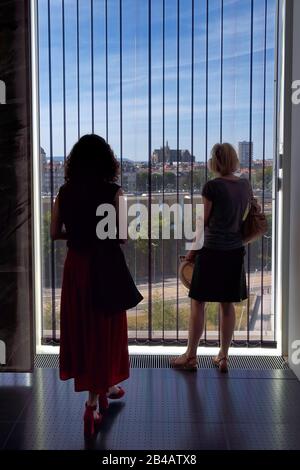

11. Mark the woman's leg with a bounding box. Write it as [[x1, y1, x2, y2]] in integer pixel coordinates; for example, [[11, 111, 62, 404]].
[[87, 391, 98, 407], [219, 302, 236, 358], [185, 300, 206, 358], [84, 392, 102, 435], [171, 299, 205, 367]]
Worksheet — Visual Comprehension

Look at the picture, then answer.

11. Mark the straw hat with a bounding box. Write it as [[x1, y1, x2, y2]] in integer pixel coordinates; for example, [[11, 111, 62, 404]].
[[178, 258, 194, 289]]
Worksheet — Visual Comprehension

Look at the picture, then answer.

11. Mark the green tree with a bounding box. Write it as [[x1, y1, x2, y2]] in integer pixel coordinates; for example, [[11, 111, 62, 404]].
[[136, 171, 148, 192], [164, 172, 176, 190], [152, 173, 163, 191]]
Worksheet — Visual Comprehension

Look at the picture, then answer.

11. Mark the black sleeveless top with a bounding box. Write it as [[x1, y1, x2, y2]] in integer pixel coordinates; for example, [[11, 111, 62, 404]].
[[58, 180, 143, 312], [58, 181, 120, 250]]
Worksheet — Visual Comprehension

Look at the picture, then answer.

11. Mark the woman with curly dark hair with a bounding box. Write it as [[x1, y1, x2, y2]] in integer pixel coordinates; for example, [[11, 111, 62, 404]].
[[51, 134, 142, 436]]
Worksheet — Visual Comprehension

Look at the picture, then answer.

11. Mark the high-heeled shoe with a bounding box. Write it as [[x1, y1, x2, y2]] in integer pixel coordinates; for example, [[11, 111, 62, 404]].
[[83, 402, 102, 437], [212, 356, 228, 373], [98, 395, 109, 412], [107, 386, 125, 400], [170, 354, 197, 371], [98, 387, 125, 412]]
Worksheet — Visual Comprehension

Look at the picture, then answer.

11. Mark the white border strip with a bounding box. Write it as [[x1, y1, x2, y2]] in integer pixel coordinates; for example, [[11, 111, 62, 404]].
[[37, 345, 281, 357], [275, 0, 285, 355]]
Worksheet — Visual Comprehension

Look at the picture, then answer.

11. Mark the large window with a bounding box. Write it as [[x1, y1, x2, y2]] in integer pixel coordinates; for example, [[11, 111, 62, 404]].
[[38, 0, 278, 346]]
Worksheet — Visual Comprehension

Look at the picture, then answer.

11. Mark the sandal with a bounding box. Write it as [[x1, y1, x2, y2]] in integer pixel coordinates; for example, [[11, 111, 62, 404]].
[[170, 354, 197, 371], [212, 355, 228, 373]]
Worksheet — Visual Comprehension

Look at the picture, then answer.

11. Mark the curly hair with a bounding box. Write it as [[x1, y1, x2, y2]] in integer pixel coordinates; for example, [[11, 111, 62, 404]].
[[65, 134, 119, 183]]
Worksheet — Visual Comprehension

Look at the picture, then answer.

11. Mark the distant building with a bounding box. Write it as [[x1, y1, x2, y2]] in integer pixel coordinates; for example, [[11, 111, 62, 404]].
[[238, 141, 253, 167], [152, 142, 195, 165], [121, 158, 135, 173], [42, 162, 65, 195], [253, 159, 273, 167], [40, 147, 47, 163], [122, 172, 137, 193], [41, 149, 65, 195]]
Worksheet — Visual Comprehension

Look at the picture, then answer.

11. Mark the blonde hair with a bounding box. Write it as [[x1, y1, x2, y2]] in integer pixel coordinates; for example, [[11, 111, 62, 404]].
[[209, 143, 239, 176]]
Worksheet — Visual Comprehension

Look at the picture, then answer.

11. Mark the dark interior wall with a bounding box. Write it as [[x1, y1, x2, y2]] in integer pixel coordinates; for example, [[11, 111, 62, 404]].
[[0, 0, 34, 371]]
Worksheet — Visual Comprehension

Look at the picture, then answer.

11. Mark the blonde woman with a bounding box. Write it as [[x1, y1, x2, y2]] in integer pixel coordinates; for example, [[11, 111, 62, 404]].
[[172, 143, 251, 372]]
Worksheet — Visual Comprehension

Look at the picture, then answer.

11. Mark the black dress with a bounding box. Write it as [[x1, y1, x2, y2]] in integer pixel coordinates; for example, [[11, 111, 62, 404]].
[[189, 246, 247, 303]]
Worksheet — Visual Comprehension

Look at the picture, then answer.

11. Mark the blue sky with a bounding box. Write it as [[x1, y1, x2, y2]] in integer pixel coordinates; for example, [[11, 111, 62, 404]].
[[38, 0, 276, 162]]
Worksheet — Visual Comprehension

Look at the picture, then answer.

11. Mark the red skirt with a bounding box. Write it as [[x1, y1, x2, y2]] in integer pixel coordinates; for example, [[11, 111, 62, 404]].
[[59, 248, 129, 394]]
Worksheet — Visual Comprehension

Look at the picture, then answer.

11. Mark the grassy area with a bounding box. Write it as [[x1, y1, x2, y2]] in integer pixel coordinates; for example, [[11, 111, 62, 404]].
[[127, 294, 251, 331], [43, 294, 252, 333]]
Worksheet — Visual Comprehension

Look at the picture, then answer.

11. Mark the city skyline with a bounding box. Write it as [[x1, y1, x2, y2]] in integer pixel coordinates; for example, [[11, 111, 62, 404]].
[[41, 139, 273, 197], [41, 146, 274, 164]]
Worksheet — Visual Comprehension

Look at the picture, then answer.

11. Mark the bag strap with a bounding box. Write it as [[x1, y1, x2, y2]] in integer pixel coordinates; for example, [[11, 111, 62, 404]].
[[242, 181, 253, 221], [242, 204, 250, 222]]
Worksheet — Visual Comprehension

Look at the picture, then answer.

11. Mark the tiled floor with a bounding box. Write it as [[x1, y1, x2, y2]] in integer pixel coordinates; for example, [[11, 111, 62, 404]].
[[0, 367, 300, 450]]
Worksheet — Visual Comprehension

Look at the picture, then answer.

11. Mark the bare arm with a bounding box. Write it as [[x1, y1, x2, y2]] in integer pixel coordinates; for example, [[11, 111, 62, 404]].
[[185, 196, 212, 262], [50, 194, 67, 240], [114, 187, 127, 243]]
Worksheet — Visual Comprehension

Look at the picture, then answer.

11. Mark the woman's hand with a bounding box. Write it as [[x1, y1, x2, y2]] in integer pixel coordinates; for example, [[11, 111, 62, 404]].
[[51, 194, 68, 240], [185, 250, 197, 263]]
